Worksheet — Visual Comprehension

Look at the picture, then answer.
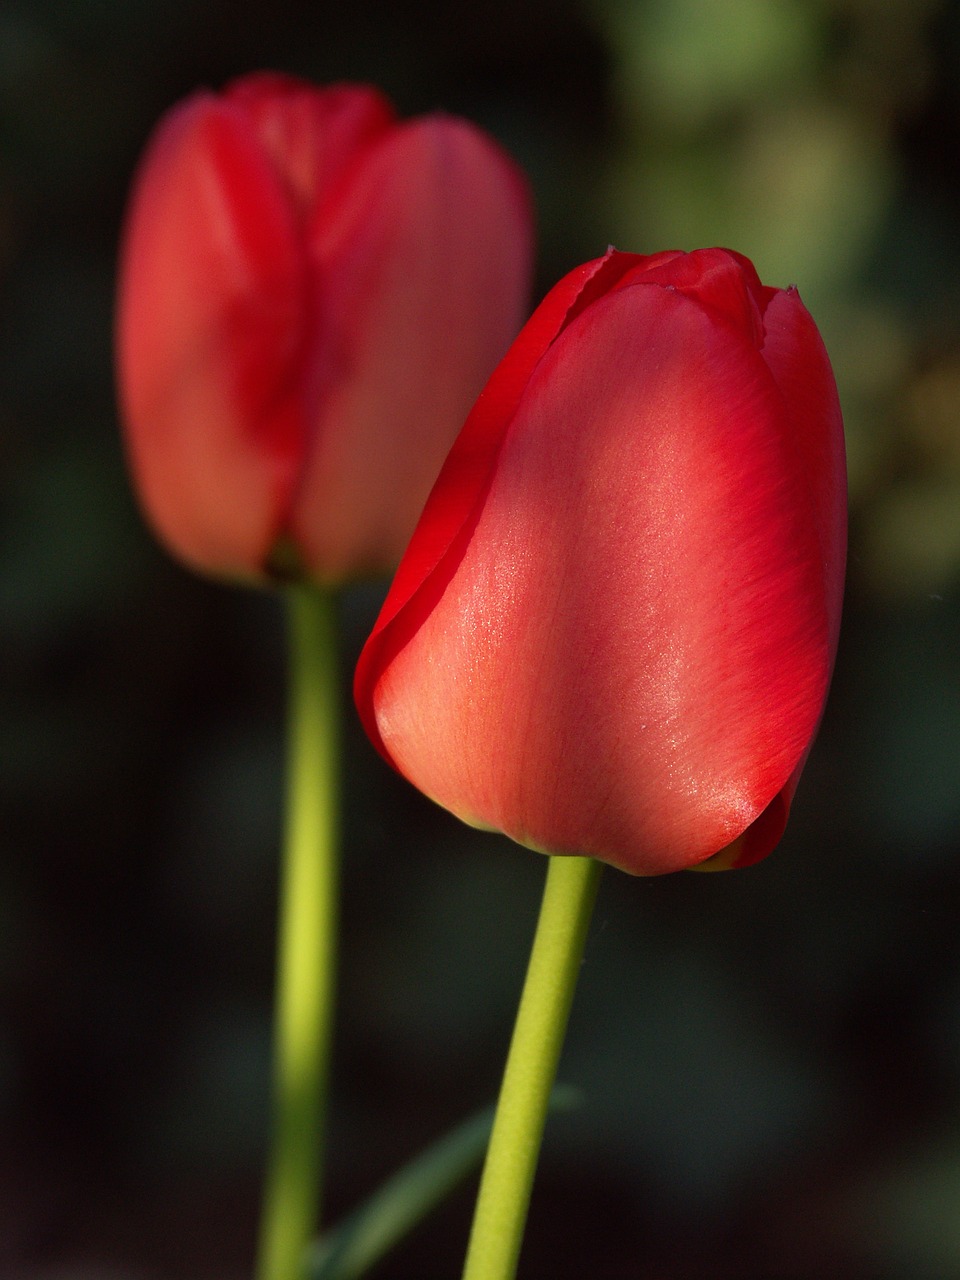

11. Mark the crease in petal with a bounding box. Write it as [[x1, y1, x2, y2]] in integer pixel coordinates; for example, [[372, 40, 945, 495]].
[[628, 248, 767, 345], [225, 74, 395, 224]]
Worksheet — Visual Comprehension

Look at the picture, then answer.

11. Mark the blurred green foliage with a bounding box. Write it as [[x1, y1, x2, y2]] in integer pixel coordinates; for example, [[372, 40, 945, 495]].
[[595, 0, 960, 600], [1, 1, 960, 1277]]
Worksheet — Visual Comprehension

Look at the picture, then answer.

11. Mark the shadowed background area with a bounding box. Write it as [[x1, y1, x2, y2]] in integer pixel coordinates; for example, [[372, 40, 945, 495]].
[[2, 0, 960, 1276]]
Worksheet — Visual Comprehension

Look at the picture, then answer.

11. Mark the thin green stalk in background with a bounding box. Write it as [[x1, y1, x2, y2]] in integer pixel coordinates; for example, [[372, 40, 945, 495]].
[[461, 854, 602, 1280], [257, 586, 340, 1280]]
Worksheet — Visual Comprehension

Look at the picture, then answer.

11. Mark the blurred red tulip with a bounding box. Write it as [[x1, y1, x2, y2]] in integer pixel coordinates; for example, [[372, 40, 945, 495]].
[[116, 73, 533, 584], [355, 248, 846, 874]]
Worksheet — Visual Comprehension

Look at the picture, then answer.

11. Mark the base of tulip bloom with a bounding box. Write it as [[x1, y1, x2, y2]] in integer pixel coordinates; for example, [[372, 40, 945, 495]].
[[691, 845, 743, 872]]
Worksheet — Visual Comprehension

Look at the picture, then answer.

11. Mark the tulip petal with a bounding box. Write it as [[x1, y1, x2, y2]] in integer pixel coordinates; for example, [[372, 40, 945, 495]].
[[760, 288, 847, 642], [362, 282, 836, 875], [287, 116, 534, 584], [116, 93, 309, 577], [354, 249, 634, 752], [705, 289, 848, 870], [625, 247, 768, 347]]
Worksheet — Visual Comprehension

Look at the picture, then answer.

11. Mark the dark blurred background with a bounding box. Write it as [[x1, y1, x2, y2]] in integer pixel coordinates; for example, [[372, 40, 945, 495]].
[[3, 0, 960, 1276]]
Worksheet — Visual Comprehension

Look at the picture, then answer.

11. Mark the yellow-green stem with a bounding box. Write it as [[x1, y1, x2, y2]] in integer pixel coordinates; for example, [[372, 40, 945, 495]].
[[462, 854, 601, 1280], [257, 586, 340, 1280]]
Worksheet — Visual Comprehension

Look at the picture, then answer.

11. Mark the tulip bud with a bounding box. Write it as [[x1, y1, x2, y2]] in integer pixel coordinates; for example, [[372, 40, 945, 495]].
[[355, 248, 847, 874], [116, 73, 533, 584]]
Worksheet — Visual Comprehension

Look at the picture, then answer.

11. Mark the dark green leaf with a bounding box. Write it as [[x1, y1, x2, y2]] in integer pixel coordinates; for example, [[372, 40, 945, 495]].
[[306, 1085, 580, 1280]]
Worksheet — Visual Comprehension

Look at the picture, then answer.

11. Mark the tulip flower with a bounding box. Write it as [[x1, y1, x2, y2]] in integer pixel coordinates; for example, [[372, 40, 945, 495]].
[[355, 247, 846, 875], [116, 72, 533, 584]]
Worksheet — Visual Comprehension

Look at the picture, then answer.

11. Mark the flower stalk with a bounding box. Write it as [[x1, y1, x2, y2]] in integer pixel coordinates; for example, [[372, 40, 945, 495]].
[[462, 854, 602, 1280], [257, 586, 340, 1280]]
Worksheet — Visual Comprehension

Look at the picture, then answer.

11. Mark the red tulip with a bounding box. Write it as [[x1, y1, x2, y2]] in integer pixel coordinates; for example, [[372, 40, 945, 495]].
[[355, 248, 846, 874], [116, 73, 533, 584]]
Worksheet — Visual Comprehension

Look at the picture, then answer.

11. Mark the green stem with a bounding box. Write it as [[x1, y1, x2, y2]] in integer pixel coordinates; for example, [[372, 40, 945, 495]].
[[462, 854, 602, 1280], [257, 586, 340, 1280]]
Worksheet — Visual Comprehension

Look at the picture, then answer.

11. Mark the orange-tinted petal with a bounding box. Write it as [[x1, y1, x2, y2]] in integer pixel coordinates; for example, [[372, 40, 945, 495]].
[[359, 265, 843, 875]]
